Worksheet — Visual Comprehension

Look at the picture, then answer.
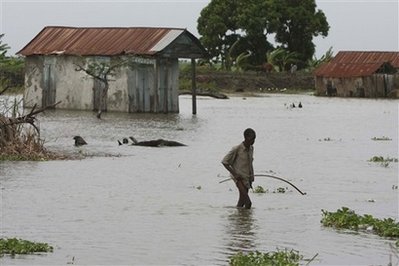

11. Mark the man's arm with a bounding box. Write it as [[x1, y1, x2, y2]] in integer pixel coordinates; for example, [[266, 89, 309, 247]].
[[222, 162, 241, 183], [221, 145, 240, 182]]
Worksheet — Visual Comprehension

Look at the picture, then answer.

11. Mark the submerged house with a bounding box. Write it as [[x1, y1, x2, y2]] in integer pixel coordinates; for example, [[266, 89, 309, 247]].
[[314, 51, 399, 98], [17, 26, 207, 113]]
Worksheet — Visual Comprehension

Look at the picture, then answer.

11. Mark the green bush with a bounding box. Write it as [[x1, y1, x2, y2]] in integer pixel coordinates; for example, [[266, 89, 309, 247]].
[[0, 34, 25, 93]]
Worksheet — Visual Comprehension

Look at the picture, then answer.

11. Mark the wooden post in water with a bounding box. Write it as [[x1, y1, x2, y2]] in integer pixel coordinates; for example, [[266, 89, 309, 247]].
[[191, 58, 197, 115]]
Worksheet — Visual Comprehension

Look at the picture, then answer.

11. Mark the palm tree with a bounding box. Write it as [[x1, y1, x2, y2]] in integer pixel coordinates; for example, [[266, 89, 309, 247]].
[[266, 48, 299, 72], [307, 47, 334, 70], [266, 48, 285, 72], [235, 51, 252, 71]]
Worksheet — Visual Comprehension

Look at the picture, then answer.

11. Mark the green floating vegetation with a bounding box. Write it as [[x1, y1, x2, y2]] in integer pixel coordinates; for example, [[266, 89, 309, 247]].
[[275, 187, 286, 193], [230, 249, 303, 266], [253, 186, 289, 194], [369, 156, 398, 163], [318, 137, 332, 142], [368, 156, 398, 167], [371, 136, 392, 141], [0, 238, 53, 256], [321, 207, 399, 240], [253, 185, 267, 193]]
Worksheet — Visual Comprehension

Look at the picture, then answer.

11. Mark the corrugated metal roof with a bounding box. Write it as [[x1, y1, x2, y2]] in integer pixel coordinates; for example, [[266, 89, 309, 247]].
[[333, 51, 399, 67], [17, 26, 193, 56], [150, 30, 183, 52], [314, 62, 386, 78], [314, 51, 399, 77]]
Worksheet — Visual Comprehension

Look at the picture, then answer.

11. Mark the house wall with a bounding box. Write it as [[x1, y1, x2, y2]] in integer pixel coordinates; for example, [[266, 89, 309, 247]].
[[24, 55, 94, 109], [24, 55, 180, 113], [56, 56, 95, 110], [125, 57, 179, 113], [125, 57, 157, 113], [24, 56, 44, 107], [157, 58, 179, 113], [315, 74, 398, 98]]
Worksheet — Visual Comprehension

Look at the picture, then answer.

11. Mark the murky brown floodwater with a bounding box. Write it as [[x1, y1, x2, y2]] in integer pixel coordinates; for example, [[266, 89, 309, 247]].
[[1, 94, 398, 265]]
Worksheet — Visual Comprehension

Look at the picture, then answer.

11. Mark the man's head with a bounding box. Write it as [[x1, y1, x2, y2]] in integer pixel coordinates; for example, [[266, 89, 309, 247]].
[[243, 128, 256, 147]]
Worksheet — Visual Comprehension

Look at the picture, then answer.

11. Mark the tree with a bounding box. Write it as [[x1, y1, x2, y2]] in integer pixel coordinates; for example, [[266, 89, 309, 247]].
[[197, 0, 241, 70], [235, 0, 275, 66], [271, 0, 329, 68], [75, 59, 127, 119], [0, 34, 24, 93], [197, 0, 329, 69], [307, 46, 334, 70], [266, 47, 300, 72], [234, 51, 252, 71], [238, 33, 273, 67]]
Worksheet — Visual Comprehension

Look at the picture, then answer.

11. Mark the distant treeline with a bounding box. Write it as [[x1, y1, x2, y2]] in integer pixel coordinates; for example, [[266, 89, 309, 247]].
[[1, 34, 24, 92]]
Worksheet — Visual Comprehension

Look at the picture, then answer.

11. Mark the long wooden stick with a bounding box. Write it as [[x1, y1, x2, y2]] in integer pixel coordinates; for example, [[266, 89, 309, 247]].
[[219, 174, 307, 195]]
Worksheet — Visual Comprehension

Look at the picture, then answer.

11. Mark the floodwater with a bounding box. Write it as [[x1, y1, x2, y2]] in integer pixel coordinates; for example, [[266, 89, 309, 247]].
[[0, 94, 398, 265]]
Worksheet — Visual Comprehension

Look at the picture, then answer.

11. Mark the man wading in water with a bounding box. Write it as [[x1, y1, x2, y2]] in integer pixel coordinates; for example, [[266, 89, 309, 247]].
[[222, 128, 256, 209]]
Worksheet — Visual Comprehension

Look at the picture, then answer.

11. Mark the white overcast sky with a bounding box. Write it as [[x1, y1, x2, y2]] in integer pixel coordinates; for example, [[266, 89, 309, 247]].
[[0, 0, 398, 57]]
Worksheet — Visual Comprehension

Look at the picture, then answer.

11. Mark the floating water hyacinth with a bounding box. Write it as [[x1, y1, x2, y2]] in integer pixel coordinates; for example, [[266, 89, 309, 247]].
[[253, 185, 266, 193], [321, 207, 399, 239], [368, 156, 398, 167], [371, 136, 392, 141], [0, 238, 53, 256], [230, 249, 304, 266]]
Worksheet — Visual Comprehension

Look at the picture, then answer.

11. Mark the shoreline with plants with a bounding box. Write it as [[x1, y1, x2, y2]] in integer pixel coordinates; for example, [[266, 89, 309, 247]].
[[179, 64, 315, 97]]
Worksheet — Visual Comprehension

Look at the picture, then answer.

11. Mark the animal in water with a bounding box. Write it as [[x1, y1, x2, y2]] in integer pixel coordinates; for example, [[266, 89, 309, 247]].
[[73, 136, 87, 146], [118, 137, 134, 146], [298, 102, 302, 108], [120, 136, 186, 147]]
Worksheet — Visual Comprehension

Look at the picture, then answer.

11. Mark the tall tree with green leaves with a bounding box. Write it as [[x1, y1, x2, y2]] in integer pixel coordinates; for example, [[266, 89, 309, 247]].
[[271, 0, 329, 69], [197, 0, 241, 70], [235, 0, 275, 66], [197, 0, 329, 70]]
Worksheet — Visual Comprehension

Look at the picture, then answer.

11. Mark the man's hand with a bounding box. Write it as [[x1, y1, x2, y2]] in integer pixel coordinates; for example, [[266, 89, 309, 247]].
[[233, 175, 242, 183]]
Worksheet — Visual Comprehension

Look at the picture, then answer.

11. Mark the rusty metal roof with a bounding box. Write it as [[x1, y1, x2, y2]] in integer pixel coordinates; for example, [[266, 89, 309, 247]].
[[333, 51, 399, 67], [17, 26, 205, 57], [314, 51, 399, 77]]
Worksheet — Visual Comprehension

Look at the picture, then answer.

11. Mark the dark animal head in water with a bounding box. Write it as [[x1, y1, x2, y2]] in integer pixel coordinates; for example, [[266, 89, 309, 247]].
[[73, 136, 87, 146]]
